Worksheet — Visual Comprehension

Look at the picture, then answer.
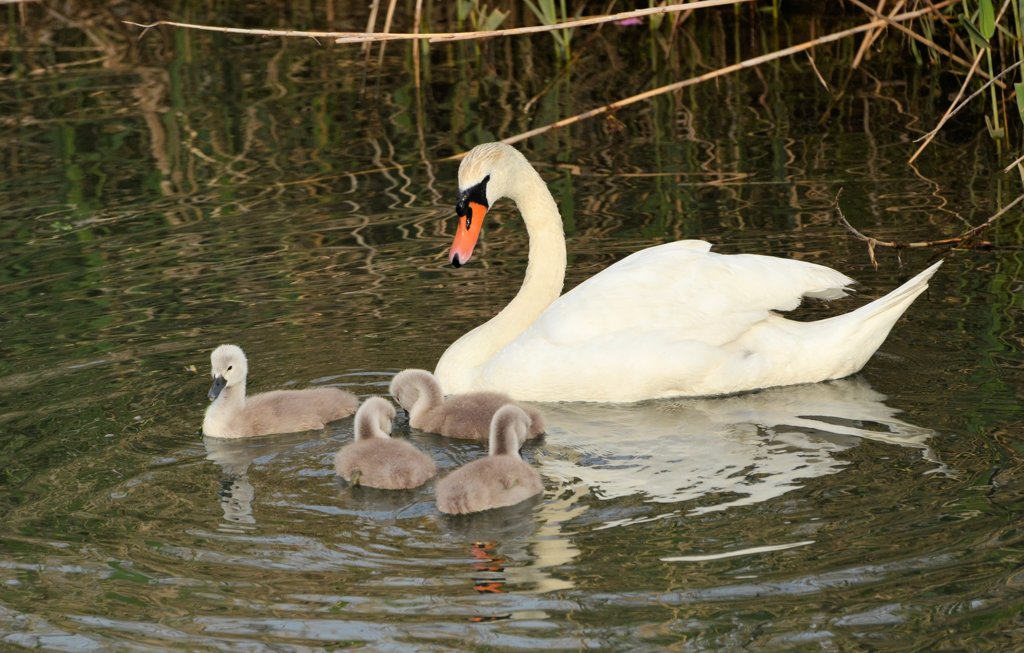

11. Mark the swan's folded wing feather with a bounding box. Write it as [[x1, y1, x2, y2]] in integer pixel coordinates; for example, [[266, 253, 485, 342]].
[[528, 241, 855, 348]]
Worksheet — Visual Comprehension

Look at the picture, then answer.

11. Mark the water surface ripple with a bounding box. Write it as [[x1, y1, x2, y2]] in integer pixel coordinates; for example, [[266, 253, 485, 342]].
[[1, 9, 1022, 651]]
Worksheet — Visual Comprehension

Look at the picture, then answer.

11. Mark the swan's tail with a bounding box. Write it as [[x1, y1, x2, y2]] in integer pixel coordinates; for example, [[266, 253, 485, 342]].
[[823, 259, 943, 378], [857, 259, 942, 320]]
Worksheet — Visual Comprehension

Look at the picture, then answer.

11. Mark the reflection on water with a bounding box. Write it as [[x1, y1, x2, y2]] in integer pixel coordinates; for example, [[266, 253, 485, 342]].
[[539, 376, 943, 521], [204, 432, 324, 528], [195, 375, 944, 605], [2, 3, 1022, 650]]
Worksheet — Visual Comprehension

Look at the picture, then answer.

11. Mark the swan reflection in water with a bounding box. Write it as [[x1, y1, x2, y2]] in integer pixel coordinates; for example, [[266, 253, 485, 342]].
[[534, 376, 945, 524], [437, 376, 944, 599], [202, 431, 319, 529], [200, 376, 942, 598]]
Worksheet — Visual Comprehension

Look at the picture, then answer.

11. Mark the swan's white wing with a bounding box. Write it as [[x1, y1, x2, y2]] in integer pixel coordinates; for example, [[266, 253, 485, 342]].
[[529, 240, 854, 348], [476, 241, 857, 400]]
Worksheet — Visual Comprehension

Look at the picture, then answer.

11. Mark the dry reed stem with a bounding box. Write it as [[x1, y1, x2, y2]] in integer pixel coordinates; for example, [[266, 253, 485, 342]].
[[908, 48, 985, 164], [362, 0, 381, 54], [351, 2, 751, 43], [852, 0, 886, 68], [353, 1, 749, 43], [125, 21, 352, 40], [853, 0, 904, 69], [125, 3, 746, 43], [494, 1, 958, 149], [332, 1, 747, 43], [1002, 152, 1024, 172], [836, 190, 1023, 266], [376, 0, 399, 66], [908, 0, 1014, 163], [412, 0, 423, 89], [806, 52, 829, 89], [914, 59, 1023, 139], [849, 0, 999, 84]]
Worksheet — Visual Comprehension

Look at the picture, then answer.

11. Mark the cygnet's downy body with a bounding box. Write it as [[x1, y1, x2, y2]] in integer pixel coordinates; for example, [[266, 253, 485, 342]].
[[202, 344, 358, 438], [334, 396, 437, 490], [435, 404, 544, 515], [389, 369, 545, 441]]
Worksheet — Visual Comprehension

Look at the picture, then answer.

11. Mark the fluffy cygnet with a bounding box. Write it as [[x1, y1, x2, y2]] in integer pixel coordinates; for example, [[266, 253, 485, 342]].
[[435, 404, 544, 515], [389, 369, 545, 441], [334, 396, 437, 490], [202, 344, 358, 438]]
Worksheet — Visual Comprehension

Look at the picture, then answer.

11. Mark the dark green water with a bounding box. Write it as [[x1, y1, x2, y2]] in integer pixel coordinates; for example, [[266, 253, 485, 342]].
[[1, 4, 1023, 651]]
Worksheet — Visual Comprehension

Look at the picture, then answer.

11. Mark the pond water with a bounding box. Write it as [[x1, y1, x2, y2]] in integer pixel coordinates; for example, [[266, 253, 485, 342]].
[[2, 4, 1023, 651]]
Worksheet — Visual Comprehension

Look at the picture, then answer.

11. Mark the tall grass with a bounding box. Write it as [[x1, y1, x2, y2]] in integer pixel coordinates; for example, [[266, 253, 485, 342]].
[[9, 0, 1024, 171], [523, 0, 576, 61]]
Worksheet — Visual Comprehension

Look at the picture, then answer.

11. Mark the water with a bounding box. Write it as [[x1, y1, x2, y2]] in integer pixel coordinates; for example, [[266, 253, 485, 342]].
[[2, 4, 1023, 651]]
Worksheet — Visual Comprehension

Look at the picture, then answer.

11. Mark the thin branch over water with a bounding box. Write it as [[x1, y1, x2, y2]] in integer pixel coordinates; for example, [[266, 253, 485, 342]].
[[836, 190, 1024, 267], [123, 1, 751, 44]]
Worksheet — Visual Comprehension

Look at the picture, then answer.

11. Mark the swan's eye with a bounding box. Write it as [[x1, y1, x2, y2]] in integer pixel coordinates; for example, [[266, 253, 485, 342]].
[[227, 365, 233, 371]]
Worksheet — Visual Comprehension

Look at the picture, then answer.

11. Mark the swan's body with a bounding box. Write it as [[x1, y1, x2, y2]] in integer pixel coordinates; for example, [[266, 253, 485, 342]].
[[334, 397, 436, 489], [389, 368, 545, 441], [435, 405, 543, 514], [203, 344, 358, 438], [435, 142, 942, 402]]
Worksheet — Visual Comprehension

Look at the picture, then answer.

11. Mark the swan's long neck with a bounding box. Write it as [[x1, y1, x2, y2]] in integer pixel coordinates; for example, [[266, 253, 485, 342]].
[[203, 379, 246, 434], [490, 429, 522, 458], [355, 410, 385, 440], [408, 378, 443, 424], [436, 162, 566, 393], [486, 172, 566, 345]]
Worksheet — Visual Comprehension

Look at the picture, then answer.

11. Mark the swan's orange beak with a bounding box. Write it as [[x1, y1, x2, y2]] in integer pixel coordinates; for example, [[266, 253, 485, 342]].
[[449, 201, 487, 267]]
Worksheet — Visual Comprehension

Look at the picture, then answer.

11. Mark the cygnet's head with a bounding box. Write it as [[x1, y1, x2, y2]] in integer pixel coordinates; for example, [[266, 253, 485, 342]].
[[355, 396, 397, 441], [489, 404, 531, 458], [389, 369, 442, 412], [208, 344, 248, 400]]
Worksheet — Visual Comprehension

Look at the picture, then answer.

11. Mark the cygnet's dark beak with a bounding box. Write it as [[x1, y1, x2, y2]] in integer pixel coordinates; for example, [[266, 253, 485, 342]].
[[208, 375, 227, 401]]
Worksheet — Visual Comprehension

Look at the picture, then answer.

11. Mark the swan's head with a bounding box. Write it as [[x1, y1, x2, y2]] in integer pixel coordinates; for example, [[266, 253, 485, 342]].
[[389, 368, 441, 412], [450, 142, 530, 267], [354, 396, 396, 441], [208, 344, 248, 400], [488, 404, 531, 458]]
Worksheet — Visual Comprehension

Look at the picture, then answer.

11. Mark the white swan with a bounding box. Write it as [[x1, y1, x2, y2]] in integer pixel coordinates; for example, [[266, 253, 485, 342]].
[[435, 404, 544, 515], [434, 142, 942, 402], [334, 396, 436, 489], [389, 368, 545, 441], [203, 344, 358, 438]]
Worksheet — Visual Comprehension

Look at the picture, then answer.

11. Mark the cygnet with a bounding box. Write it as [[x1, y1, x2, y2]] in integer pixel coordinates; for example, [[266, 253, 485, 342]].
[[435, 404, 543, 515], [334, 396, 437, 489], [389, 368, 545, 441], [202, 344, 358, 438]]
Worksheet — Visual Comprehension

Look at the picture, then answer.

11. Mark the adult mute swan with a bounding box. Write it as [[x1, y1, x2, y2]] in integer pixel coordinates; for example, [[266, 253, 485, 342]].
[[434, 142, 942, 402], [203, 344, 358, 437], [389, 368, 545, 440], [435, 404, 543, 515]]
